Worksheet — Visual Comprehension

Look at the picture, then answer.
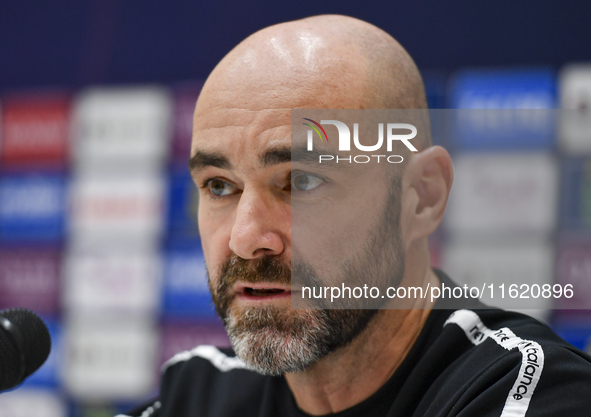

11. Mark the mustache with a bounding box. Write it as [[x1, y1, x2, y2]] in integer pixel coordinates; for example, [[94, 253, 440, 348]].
[[216, 255, 322, 291], [219, 255, 291, 287], [212, 255, 291, 319], [211, 255, 326, 318]]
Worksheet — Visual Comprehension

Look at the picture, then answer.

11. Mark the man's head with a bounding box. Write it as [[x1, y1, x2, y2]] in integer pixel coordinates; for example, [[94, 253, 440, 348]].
[[190, 15, 452, 375]]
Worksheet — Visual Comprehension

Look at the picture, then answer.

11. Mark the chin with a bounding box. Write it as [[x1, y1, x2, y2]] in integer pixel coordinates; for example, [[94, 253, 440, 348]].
[[224, 306, 332, 376]]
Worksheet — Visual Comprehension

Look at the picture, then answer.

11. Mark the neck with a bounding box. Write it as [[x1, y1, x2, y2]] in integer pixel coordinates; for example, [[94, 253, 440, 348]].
[[284, 266, 440, 416]]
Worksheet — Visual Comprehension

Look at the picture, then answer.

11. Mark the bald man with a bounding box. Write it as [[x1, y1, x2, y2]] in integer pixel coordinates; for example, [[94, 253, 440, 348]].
[[122, 15, 591, 417]]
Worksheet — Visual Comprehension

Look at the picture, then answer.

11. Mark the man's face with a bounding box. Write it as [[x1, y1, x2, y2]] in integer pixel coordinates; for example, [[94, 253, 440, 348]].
[[190, 86, 406, 374]]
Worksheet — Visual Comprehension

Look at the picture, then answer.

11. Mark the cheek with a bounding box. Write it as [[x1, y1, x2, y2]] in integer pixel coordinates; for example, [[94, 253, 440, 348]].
[[292, 194, 387, 278], [198, 206, 234, 273], [292, 211, 370, 275]]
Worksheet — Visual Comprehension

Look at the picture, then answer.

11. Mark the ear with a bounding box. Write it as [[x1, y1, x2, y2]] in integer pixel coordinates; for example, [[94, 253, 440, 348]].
[[400, 146, 453, 247]]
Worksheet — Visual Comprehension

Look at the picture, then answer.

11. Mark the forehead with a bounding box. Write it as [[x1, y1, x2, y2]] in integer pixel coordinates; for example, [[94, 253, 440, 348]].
[[190, 41, 370, 166], [191, 104, 292, 168]]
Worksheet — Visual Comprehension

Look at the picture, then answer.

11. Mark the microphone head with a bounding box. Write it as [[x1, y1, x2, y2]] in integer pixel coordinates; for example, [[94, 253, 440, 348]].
[[0, 308, 51, 390]]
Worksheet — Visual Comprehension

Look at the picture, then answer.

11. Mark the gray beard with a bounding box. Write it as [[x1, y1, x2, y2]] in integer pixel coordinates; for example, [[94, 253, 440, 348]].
[[224, 305, 377, 376], [225, 307, 332, 375]]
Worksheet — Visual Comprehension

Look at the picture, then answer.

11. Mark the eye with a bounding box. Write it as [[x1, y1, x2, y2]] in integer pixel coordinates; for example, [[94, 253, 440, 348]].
[[291, 173, 324, 192], [206, 179, 236, 197]]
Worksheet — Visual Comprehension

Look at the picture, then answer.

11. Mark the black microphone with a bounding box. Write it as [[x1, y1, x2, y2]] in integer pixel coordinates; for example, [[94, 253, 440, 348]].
[[0, 308, 52, 391]]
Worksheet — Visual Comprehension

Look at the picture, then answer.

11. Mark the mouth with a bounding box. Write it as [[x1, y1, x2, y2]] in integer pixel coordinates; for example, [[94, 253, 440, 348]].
[[234, 283, 292, 302]]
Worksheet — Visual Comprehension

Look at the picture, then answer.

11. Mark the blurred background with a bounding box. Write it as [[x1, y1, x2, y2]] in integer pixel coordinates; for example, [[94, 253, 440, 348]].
[[0, 1, 590, 416]]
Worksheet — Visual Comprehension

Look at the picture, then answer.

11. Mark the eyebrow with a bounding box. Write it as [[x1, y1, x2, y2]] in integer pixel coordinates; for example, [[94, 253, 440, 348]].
[[188, 145, 339, 173], [291, 146, 329, 165], [258, 146, 341, 167], [188, 151, 231, 172], [291, 146, 358, 172], [260, 146, 291, 167], [188, 147, 293, 174]]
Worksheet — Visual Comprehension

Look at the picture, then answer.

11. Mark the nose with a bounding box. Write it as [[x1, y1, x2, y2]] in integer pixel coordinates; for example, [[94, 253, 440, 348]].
[[229, 187, 289, 259]]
